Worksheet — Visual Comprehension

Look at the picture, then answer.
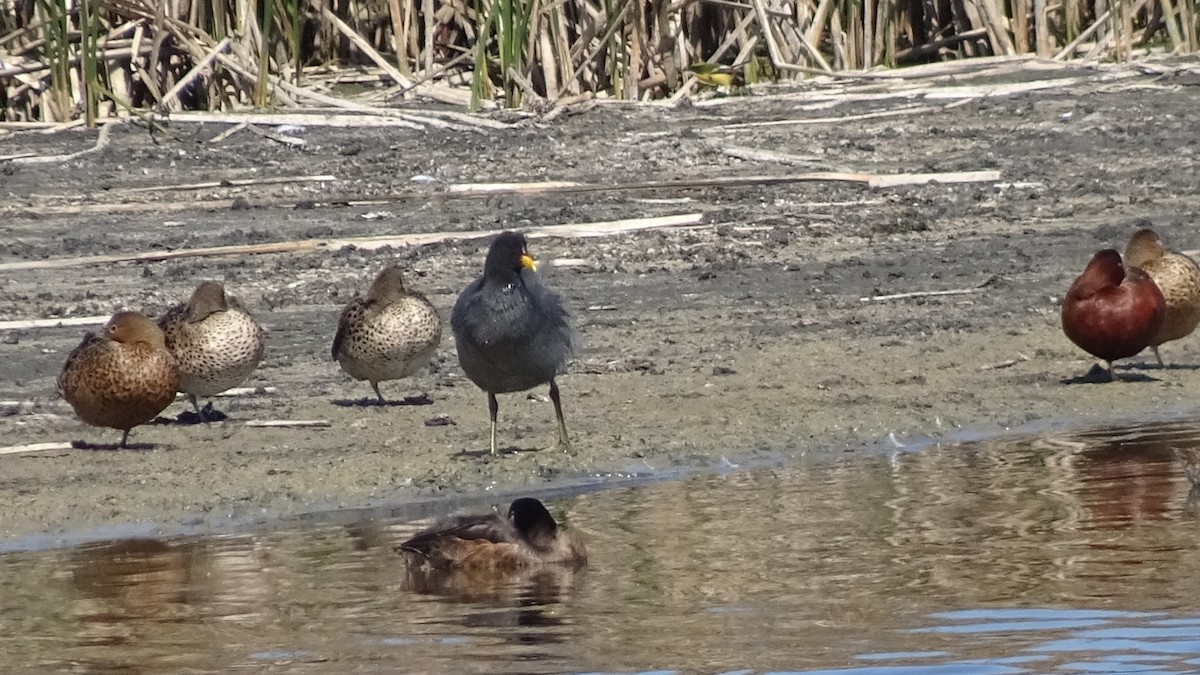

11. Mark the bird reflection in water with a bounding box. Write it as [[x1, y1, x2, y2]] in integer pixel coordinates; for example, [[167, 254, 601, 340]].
[[1073, 431, 1191, 526], [1172, 445, 1200, 511], [402, 563, 582, 638]]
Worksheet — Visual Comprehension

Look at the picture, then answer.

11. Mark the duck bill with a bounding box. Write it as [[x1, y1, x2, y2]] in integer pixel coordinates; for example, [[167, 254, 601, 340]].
[[520, 254, 537, 272]]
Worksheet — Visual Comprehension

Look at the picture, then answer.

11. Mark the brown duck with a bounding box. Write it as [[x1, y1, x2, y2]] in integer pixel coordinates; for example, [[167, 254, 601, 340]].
[[57, 311, 180, 447], [332, 266, 442, 404], [1123, 228, 1200, 365], [1062, 249, 1165, 380], [396, 498, 587, 571], [158, 281, 265, 416]]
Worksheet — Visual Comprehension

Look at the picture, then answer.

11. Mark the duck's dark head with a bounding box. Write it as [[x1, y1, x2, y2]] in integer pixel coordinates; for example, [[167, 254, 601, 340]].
[[508, 497, 558, 544], [187, 281, 230, 321], [368, 265, 409, 303], [484, 231, 537, 278]]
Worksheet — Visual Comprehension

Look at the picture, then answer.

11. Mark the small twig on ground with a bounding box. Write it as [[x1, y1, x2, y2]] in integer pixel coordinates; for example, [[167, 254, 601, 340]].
[[720, 146, 826, 166], [246, 124, 306, 147], [245, 420, 332, 428], [860, 285, 990, 303], [208, 121, 249, 143], [215, 386, 278, 397], [0, 315, 108, 331], [121, 175, 335, 193], [707, 105, 936, 131], [0, 442, 75, 456], [0, 213, 706, 274], [980, 353, 1032, 370], [166, 111, 427, 129], [12, 120, 120, 164]]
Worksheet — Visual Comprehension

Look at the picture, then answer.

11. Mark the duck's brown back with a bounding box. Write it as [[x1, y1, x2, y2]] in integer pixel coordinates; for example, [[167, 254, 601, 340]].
[[1062, 270, 1165, 362], [160, 303, 264, 397], [58, 335, 180, 431]]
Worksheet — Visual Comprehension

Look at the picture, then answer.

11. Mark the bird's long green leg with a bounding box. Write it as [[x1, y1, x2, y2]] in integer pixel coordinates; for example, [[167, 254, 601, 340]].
[[1154, 346, 1165, 367], [488, 392, 499, 455], [549, 379, 572, 453], [371, 381, 385, 405]]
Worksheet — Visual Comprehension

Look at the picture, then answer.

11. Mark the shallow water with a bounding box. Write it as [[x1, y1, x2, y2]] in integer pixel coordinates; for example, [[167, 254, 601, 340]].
[[5, 420, 1200, 673]]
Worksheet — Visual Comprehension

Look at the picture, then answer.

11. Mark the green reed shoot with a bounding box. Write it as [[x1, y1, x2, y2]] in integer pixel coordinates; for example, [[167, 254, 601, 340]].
[[33, 0, 72, 121], [470, 0, 536, 107], [79, 0, 100, 126]]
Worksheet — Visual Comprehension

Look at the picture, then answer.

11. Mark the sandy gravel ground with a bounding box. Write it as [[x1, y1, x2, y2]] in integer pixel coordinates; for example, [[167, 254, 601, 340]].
[[2, 59, 1200, 545]]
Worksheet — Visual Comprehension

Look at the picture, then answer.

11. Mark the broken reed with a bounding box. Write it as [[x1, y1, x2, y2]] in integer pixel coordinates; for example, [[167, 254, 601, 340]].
[[1, 0, 1197, 123]]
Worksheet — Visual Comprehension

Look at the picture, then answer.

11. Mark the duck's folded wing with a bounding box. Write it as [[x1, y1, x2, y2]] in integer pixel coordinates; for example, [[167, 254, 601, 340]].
[[397, 513, 515, 556]]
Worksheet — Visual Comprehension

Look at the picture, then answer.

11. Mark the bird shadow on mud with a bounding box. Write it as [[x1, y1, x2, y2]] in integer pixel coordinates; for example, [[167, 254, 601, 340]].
[[70, 440, 159, 451], [1125, 362, 1200, 372], [151, 403, 229, 426], [1061, 363, 1160, 385], [332, 393, 434, 408], [453, 445, 543, 459]]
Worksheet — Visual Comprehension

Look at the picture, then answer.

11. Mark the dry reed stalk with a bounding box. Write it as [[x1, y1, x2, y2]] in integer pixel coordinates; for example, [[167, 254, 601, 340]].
[[1033, 0, 1051, 55], [1159, 0, 1186, 49], [0, 0, 1190, 120], [1012, 0, 1030, 53], [158, 36, 231, 111]]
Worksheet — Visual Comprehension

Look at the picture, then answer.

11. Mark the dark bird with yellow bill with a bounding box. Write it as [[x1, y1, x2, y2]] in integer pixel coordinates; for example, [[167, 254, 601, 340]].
[[451, 231, 573, 455]]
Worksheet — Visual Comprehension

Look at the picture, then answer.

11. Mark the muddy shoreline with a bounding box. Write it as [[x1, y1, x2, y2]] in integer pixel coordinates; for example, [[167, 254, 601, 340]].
[[3, 61, 1200, 546]]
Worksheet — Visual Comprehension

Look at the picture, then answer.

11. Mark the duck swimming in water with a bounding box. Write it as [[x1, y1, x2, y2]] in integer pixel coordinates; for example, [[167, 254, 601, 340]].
[[396, 497, 587, 571]]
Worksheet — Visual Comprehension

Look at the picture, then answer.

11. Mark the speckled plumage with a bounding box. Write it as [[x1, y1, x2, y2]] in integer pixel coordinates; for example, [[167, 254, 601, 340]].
[[57, 311, 180, 447], [1124, 228, 1200, 365], [332, 266, 442, 403], [158, 281, 265, 413], [451, 232, 574, 454]]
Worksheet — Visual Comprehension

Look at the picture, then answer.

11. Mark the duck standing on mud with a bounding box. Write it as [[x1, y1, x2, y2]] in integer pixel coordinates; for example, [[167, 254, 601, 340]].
[[332, 266, 443, 404], [58, 311, 181, 447], [1061, 249, 1165, 380], [451, 231, 573, 455], [396, 497, 587, 570], [1123, 228, 1200, 366], [158, 281, 265, 420]]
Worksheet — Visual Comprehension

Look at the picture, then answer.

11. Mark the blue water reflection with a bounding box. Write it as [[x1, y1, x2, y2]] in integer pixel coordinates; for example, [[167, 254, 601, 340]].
[[4, 419, 1200, 673]]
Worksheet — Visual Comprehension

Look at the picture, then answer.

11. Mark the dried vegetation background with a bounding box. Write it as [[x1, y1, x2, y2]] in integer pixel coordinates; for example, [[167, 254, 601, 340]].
[[1, 0, 1196, 124]]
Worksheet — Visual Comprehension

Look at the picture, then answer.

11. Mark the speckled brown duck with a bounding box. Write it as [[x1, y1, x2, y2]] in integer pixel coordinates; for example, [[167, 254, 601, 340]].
[[332, 266, 442, 404], [57, 311, 180, 448], [1124, 228, 1200, 366], [1062, 249, 1165, 380], [451, 232, 573, 455], [396, 497, 587, 571], [158, 281, 265, 417]]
